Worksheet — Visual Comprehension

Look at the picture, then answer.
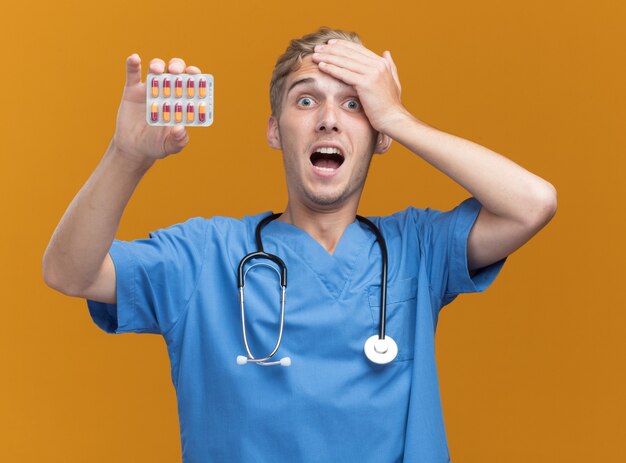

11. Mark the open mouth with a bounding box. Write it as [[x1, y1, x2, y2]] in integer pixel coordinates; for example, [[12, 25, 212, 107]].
[[310, 147, 345, 172]]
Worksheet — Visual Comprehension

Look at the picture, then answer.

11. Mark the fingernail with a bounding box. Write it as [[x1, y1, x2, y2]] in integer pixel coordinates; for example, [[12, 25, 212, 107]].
[[174, 128, 185, 140]]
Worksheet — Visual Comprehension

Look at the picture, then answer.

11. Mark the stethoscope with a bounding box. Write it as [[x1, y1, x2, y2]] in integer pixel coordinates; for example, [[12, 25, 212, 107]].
[[236, 213, 397, 367]]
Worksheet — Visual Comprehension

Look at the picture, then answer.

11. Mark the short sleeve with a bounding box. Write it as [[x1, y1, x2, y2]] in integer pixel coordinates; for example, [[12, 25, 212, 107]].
[[86, 217, 208, 335], [419, 197, 507, 309]]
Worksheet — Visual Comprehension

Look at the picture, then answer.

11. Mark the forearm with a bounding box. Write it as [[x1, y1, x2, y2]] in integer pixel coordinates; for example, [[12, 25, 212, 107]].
[[383, 111, 557, 223], [43, 140, 154, 292]]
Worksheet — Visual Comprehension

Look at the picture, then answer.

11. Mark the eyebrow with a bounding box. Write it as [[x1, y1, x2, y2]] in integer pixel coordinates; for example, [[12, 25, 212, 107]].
[[286, 77, 317, 95], [286, 76, 350, 96]]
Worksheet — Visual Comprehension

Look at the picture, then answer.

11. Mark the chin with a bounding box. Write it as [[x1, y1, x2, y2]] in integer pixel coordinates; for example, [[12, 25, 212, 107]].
[[308, 196, 342, 208], [304, 188, 351, 209]]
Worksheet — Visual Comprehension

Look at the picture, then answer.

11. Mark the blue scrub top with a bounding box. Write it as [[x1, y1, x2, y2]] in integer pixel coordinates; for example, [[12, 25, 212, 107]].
[[87, 197, 506, 463]]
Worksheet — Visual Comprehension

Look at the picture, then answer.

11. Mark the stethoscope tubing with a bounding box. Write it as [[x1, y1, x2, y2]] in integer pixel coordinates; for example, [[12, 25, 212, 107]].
[[355, 215, 388, 341], [237, 212, 393, 366], [238, 282, 286, 366]]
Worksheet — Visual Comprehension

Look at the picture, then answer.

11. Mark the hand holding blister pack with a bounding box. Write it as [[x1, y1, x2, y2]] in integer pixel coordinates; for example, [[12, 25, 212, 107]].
[[146, 73, 214, 126]]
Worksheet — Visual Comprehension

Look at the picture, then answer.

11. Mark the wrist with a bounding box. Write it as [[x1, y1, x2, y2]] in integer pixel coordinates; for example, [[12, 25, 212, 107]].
[[107, 139, 155, 173], [376, 107, 417, 137]]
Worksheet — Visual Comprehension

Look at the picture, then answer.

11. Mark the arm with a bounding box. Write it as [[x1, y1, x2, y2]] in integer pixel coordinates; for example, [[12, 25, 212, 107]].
[[42, 143, 153, 302], [42, 54, 199, 301], [381, 113, 557, 271], [312, 40, 557, 270]]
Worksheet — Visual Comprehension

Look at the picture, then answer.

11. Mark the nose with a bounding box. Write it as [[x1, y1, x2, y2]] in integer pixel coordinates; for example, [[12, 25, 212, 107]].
[[315, 103, 340, 133]]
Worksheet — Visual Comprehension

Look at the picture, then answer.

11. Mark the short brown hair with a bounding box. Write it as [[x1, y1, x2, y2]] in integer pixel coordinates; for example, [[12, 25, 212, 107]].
[[269, 27, 362, 119]]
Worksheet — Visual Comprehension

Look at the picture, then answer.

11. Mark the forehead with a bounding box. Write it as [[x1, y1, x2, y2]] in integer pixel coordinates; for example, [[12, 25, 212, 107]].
[[283, 55, 351, 94]]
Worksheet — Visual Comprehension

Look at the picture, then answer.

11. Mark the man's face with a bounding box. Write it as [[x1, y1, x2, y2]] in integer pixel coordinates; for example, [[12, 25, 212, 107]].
[[267, 55, 386, 211]]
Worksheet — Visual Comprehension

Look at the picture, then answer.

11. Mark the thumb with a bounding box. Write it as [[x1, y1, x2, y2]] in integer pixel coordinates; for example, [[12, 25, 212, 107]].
[[164, 126, 189, 154], [125, 53, 141, 87]]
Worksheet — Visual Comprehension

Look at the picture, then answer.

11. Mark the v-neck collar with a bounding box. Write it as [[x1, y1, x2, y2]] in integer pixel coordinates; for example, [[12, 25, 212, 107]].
[[260, 214, 375, 300]]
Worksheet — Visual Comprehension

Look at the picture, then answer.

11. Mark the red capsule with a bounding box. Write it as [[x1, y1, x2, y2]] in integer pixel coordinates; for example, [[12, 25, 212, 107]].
[[198, 102, 206, 122], [162, 102, 171, 122], [174, 102, 183, 122], [175, 78, 183, 97], [199, 78, 207, 98], [150, 102, 158, 122], [186, 103, 194, 122], [151, 78, 159, 98], [187, 78, 195, 97], [163, 78, 171, 97]]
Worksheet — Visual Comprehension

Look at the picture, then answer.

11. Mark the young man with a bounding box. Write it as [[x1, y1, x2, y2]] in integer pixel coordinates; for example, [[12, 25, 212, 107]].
[[43, 27, 556, 462]]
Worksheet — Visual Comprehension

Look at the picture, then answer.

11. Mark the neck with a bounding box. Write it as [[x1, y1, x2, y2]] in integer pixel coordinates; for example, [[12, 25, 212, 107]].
[[278, 201, 359, 254]]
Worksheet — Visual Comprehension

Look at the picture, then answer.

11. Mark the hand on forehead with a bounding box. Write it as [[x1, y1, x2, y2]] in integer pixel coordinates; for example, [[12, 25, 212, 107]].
[[308, 38, 403, 134], [311, 39, 401, 93]]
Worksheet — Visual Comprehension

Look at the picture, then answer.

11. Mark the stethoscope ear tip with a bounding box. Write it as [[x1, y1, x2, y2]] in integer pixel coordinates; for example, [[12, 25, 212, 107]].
[[236, 355, 291, 366]]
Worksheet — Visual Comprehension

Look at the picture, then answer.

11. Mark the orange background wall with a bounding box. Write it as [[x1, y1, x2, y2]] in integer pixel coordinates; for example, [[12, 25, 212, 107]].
[[2, 0, 624, 461]]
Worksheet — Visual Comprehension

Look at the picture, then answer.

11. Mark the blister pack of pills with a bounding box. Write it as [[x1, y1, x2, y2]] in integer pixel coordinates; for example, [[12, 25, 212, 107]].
[[146, 73, 214, 126]]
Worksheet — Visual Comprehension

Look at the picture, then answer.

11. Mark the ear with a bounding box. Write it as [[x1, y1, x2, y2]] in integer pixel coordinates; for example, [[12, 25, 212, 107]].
[[374, 133, 392, 154], [266, 116, 282, 150]]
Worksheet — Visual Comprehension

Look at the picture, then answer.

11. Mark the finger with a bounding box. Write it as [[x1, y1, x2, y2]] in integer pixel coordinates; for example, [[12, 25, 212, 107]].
[[326, 39, 380, 60], [167, 57, 187, 74], [315, 43, 375, 67], [125, 53, 142, 87], [164, 126, 189, 154], [185, 65, 201, 74], [314, 44, 379, 71], [149, 58, 166, 74], [316, 61, 361, 86], [312, 52, 370, 76]]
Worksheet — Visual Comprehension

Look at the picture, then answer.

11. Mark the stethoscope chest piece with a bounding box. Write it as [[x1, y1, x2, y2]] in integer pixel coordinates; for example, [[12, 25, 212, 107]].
[[364, 335, 398, 364]]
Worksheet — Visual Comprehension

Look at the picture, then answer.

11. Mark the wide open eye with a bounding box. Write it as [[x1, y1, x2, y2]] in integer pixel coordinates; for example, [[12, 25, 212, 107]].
[[344, 99, 361, 111], [297, 97, 314, 107]]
